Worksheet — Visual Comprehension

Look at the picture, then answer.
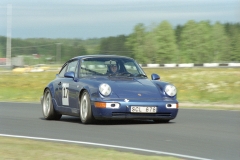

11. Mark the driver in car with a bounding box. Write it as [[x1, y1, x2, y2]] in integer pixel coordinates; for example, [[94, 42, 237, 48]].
[[106, 60, 119, 75], [110, 64, 118, 74]]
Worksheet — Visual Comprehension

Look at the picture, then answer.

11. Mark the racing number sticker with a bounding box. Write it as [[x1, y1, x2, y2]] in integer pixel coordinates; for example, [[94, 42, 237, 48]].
[[62, 83, 69, 106]]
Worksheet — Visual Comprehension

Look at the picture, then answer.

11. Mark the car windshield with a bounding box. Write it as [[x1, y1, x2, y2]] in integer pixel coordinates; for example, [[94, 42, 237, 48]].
[[79, 57, 146, 78]]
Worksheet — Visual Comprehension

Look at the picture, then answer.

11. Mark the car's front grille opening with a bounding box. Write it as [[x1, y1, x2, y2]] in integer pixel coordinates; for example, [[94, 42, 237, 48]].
[[112, 113, 126, 117], [112, 112, 172, 117]]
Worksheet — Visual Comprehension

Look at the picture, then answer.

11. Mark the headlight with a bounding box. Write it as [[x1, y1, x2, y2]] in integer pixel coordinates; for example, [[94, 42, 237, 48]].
[[99, 83, 111, 96], [165, 84, 177, 97]]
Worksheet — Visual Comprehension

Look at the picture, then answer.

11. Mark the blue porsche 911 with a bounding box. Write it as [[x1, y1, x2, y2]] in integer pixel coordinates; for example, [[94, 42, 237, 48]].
[[41, 55, 178, 124]]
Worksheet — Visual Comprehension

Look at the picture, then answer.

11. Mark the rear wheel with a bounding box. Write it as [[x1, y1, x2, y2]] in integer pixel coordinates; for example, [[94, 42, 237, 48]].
[[42, 89, 62, 120], [80, 91, 94, 124]]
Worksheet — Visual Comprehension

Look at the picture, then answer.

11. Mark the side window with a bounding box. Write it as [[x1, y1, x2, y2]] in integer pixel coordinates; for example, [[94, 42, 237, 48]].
[[66, 60, 78, 73], [59, 64, 68, 77]]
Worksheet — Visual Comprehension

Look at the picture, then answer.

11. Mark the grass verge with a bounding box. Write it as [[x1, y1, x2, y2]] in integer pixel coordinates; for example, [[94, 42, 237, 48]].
[[144, 67, 240, 105], [0, 136, 180, 160], [0, 67, 239, 107]]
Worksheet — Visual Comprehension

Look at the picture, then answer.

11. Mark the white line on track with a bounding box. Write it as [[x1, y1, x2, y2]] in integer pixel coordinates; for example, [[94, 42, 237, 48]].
[[0, 134, 212, 160]]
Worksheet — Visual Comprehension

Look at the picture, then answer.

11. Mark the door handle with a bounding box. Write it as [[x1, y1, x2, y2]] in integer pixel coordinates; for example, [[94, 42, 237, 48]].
[[58, 82, 62, 85]]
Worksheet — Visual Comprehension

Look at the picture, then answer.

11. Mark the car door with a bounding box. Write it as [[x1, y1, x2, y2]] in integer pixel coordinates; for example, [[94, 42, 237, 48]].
[[62, 59, 79, 113], [54, 63, 68, 107], [58, 60, 79, 112]]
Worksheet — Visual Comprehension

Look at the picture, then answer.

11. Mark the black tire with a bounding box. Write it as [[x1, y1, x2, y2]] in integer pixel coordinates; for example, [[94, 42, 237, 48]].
[[153, 119, 170, 123], [42, 89, 62, 120], [79, 91, 94, 124]]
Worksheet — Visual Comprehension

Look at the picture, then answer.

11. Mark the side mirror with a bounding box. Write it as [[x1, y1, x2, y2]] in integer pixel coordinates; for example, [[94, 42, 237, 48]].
[[151, 73, 160, 80], [64, 71, 75, 78]]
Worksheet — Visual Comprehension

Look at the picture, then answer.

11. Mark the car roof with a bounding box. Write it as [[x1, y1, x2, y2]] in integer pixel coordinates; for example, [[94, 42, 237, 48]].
[[70, 55, 134, 61]]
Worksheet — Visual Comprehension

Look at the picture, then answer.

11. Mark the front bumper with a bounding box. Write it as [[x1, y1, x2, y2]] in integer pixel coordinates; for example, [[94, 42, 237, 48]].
[[91, 99, 178, 121]]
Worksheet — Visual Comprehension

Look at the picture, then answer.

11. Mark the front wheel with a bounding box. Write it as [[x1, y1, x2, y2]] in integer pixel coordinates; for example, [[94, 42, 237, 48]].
[[79, 91, 94, 124], [42, 89, 62, 120]]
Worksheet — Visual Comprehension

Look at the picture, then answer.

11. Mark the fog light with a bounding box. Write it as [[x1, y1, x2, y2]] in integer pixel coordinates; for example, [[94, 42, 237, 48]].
[[166, 103, 178, 109]]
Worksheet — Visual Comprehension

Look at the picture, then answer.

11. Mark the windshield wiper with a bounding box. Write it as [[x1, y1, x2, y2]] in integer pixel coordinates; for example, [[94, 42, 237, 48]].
[[117, 72, 131, 76], [81, 67, 103, 75], [108, 73, 115, 77], [135, 74, 147, 78], [108, 72, 134, 78]]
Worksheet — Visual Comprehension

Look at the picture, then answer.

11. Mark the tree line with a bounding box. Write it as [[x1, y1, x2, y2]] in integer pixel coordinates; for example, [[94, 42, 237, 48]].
[[103, 21, 240, 64], [0, 20, 239, 65]]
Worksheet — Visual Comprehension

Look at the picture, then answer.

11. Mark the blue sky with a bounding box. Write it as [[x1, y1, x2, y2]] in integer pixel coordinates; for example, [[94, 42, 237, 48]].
[[0, 0, 239, 39]]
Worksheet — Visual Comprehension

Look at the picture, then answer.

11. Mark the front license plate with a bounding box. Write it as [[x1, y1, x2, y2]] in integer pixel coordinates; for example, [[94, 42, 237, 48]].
[[131, 106, 157, 113]]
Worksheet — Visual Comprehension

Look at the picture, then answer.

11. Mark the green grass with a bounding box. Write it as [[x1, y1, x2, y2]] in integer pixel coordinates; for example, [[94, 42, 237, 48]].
[[0, 71, 57, 102], [144, 68, 240, 104], [0, 68, 239, 105], [0, 137, 180, 160]]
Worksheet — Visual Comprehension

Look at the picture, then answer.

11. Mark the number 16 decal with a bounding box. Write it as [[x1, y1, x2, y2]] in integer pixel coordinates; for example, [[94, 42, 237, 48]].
[[62, 83, 69, 106]]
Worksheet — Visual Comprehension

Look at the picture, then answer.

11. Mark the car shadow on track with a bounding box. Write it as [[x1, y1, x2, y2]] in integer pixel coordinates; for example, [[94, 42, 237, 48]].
[[40, 116, 175, 125], [92, 120, 175, 125]]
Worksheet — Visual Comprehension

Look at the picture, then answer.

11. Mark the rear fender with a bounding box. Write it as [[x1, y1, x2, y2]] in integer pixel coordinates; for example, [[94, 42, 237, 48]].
[[43, 82, 58, 110]]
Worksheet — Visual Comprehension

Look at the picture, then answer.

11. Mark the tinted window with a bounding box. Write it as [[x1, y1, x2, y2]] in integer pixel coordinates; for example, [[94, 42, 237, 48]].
[[66, 60, 78, 73], [59, 60, 78, 78], [79, 57, 145, 77]]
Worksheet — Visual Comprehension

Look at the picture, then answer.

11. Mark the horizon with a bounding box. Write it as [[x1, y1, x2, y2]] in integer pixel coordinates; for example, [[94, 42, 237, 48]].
[[0, 0, 239, 39]]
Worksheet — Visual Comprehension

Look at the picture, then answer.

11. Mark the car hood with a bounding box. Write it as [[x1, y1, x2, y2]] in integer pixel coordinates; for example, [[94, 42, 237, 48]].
[[95, 77, 162, 99]]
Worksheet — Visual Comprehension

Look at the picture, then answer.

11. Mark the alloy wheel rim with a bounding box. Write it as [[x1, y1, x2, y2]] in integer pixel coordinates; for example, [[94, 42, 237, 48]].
[[43, 92, 50, 116], [81, 94, 88, 120]]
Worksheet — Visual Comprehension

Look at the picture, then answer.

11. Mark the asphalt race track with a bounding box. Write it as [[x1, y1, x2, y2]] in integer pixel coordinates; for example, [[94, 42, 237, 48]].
[[0, 102, 239, 160]]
